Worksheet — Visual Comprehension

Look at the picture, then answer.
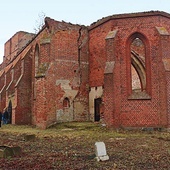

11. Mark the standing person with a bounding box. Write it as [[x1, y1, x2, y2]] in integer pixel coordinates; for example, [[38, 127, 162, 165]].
[[2, 111, 4, 124], [0, 111, 2, 127], [3, 108, 8, 124]]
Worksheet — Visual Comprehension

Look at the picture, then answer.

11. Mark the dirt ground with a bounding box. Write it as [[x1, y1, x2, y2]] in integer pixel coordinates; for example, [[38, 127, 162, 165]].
[[0, 122, 170, 170]]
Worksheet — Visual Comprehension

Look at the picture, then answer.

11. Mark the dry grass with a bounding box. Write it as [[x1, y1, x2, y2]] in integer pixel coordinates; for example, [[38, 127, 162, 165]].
[[0, 122, 170, 170]]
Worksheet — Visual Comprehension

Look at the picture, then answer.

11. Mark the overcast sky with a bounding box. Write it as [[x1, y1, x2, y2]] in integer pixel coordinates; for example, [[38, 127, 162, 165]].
[[0, 0, 169, 63]]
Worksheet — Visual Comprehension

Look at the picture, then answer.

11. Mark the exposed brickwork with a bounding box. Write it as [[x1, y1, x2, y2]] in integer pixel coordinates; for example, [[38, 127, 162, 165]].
[[0, 11, 170, 129], [89, 11, 170, 128], [4, 31, 35, 64], [15, 53, 32, 125]]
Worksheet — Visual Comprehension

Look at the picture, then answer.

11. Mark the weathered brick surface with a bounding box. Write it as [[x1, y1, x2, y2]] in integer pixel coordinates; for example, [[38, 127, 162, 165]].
[[15, 52, 32, 125], [4, 31, 34, 64], [89, 12, 170, 128], [0, 11, 170, 128], [31, 19, 89, 128]]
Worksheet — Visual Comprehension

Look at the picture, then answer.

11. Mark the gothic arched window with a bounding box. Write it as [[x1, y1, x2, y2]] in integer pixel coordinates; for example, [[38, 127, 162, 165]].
[[126, 33, 151, 99]]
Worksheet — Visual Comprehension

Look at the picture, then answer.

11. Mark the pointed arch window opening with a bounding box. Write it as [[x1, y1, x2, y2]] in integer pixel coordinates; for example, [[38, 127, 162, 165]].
[[130, 37, 146, 93], [127, 33, 151, 99]]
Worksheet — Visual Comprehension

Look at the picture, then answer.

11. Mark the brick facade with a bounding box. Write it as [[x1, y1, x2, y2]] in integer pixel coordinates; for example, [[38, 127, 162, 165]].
[[0, 11, 170, 129]]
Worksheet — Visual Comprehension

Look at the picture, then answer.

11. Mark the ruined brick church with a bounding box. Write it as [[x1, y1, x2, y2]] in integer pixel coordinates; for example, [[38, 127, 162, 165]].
[[1, 11, 170, 129]]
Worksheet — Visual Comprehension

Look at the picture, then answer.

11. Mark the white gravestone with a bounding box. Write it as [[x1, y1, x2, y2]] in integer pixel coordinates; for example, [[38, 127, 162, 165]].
[[95, 142, 109, 161]]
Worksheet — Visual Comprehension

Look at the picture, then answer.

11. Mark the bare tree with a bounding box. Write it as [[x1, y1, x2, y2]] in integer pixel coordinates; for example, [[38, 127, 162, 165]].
[[34, 11, 46, 33]]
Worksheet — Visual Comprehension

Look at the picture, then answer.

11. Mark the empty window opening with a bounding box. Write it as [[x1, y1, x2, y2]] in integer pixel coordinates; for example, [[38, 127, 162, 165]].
[[35, 44, 39, 76], [131, 37, 146, 93]]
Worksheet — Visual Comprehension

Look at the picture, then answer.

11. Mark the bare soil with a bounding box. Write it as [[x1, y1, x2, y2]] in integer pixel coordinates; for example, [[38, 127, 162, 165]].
[[0, 122, 170, 170]]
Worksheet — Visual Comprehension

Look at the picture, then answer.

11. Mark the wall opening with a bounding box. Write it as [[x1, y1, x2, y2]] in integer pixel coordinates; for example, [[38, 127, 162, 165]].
[[63, 97, 70, 108], [127, 32, 151, 98], [131, 37, 146, 92], [94, 98, 102, 121], [35, 44, 39, 76]]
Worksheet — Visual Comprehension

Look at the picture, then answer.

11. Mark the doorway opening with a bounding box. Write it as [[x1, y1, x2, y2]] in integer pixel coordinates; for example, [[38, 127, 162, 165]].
[[94, 98, 102, 121]]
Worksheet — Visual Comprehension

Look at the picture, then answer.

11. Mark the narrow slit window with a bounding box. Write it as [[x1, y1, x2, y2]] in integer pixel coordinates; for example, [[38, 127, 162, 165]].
[[35, 44, 39, 76]]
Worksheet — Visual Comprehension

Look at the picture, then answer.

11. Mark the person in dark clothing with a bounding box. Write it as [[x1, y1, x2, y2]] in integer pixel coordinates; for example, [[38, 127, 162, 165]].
[[3, 109, 8, 124], [0, 111, 2, 127]]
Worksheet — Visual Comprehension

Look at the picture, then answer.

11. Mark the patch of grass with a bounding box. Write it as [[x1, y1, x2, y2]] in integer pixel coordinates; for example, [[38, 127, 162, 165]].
[[0, 122, 170, 169], [0, 121, 152, 141]]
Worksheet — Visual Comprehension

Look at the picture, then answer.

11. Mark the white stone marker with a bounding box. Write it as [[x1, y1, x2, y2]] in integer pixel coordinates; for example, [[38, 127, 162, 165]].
[[95, 142, 109, 161]]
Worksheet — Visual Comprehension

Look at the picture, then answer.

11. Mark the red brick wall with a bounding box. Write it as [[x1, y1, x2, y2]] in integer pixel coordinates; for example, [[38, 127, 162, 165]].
[[15, 52, 32, 124], [1, 12, 170, 129], [159, 31, 170, 127], [32, 21, 89, 128], [0, 72, 6, 111], [89, 21, 112, 87], [4, 31, 34, 64], [89, 14, 169, 128], [7, 58, 22, 97], [0, 72, 5, 91]]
